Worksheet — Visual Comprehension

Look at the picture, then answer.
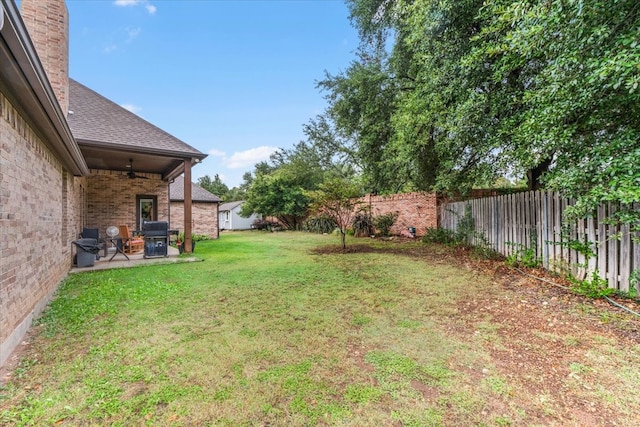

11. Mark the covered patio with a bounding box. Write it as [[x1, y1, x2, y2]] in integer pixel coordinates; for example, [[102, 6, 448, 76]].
[[69, 244, 200, 273], [67, 79, 207, 255]]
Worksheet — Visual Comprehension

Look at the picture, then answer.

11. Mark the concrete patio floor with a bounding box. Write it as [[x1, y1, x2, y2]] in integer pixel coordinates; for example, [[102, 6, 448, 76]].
[[69, 245, 201, 273]]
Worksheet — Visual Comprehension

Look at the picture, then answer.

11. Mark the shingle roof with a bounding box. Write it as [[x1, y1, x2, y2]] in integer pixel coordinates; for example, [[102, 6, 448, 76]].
[[67, 79, 204, 158], [170, 176, 221, 202], [219, 201, 244, 212]]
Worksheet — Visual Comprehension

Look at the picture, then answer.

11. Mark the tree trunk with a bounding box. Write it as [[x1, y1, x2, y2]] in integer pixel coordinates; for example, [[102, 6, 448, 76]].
[[526, 157, 553, 190]]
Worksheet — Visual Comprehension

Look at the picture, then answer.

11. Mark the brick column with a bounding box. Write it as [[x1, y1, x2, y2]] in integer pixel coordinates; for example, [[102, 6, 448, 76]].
[[20, 0, 69, 116]]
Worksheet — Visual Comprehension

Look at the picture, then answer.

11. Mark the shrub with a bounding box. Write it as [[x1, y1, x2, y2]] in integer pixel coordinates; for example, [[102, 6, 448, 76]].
[[422, 209, 498, 259], [352, 211, 373, 237], [570, 270, 615, 299], [374, 212, 398, 237], [304, 215, 338, 234], [421, 227, 456, 244], [505, 242, 541, 268], [178, 232, 208, 242], [252, 218, 280, 231], [454, 204, 476, 247]]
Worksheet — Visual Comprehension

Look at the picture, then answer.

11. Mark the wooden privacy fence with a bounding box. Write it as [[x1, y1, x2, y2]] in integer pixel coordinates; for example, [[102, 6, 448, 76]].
[[440, 191, 640, 293]]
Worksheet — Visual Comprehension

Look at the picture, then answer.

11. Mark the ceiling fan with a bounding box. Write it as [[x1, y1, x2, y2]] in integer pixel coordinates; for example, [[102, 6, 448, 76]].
[[127, 158, 149, 179]]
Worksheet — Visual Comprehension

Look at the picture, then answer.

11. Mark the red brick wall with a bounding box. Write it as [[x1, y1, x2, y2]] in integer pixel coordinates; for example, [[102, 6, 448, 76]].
[[0, 92, 83, 366], [361, 192, 439, 237], [170, 201, 219, 239]]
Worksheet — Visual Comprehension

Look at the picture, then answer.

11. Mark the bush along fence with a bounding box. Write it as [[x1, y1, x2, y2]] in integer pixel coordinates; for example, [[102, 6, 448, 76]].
[[440, 190, 640, 294], [359, 192, 439, 237]]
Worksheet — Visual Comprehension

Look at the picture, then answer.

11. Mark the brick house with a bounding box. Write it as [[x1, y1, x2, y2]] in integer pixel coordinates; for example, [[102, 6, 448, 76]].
[[170, 176, 221, 239], [0, 0, 207, 366]]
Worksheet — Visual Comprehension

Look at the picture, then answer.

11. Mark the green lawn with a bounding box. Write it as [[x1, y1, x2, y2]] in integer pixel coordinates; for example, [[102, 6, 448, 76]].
[[1, 232, 639, 426]]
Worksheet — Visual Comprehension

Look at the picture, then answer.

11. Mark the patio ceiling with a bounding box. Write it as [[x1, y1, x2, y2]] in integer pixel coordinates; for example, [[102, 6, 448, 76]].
[[80, 144, 196, 181]]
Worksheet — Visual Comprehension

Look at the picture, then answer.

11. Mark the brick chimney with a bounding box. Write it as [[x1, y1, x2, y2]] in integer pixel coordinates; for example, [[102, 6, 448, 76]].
[[20, 0, 70, 117]]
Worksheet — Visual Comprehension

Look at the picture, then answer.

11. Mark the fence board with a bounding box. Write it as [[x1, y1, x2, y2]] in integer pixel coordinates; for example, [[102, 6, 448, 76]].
[[597, 204, 607, 277], [608, 204, 618, 289], [442, 191, 633, 291], [552, 192, 561, 271], [511, 193, 517, 256], [634, 225, 640, 294], [577, 216, 586, 280], [561, 197, 569, 267], [586, 216, 597, 277], [619, 224, 630, 293]]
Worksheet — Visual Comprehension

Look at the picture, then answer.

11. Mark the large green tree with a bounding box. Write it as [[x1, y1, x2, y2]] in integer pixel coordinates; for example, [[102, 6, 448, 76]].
[[198, 173, 249, 202], [241, 143, 331, 229], [324, 0, 640, 227], [197, 174, 229, 200], [319, 0, 502, 194], [318, 59, 407, 193], [468, 0, 640, 224]]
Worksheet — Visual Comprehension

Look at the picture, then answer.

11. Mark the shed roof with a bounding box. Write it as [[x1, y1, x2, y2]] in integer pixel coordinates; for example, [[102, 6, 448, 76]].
[[170, 176, 221, 203], [219, 201, 244, 212]]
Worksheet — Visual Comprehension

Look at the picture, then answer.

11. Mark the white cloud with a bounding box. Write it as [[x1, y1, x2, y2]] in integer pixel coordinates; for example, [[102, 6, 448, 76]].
[[121, 104, 142, 114], [226, 146, 278, 169], [126, 27, 142, 42], [104, 44, 118, 53], [114, 0, 157, 15], [208, 149, 227, 157]]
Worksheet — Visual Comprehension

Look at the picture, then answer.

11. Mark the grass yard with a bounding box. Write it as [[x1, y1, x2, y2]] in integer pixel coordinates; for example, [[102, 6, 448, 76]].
[[1, 232, 640, 426]]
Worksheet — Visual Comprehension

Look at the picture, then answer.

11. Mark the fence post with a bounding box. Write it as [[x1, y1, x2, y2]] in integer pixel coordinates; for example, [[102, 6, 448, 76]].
[[542, 192, 549, 268]]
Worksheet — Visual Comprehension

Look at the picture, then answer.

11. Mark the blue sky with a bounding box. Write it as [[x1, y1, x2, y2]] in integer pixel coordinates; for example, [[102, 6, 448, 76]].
[[65, 0, 359, 187]]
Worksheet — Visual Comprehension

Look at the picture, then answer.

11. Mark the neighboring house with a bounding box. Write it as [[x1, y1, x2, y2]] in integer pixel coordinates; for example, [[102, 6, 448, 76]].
[[219, 201, 260, 231], [0, 0, 207, 367], [170, 176, 221, 239]]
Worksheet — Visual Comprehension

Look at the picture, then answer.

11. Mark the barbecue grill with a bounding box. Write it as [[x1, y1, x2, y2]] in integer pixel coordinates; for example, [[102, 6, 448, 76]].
[[142, 221, 169, 258]]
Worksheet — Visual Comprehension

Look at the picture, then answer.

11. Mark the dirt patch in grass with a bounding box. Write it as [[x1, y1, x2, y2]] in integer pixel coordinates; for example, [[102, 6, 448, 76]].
[[316, 239, 640, 426]]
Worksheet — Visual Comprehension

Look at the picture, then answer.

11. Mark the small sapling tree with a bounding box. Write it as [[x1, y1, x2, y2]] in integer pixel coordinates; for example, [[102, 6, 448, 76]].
[[309, 178, 362, 249]]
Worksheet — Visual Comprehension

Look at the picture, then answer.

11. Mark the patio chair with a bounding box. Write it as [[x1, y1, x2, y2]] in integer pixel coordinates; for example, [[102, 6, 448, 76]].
[[79, 227, 107, 259], [118, 225, 145, 254]]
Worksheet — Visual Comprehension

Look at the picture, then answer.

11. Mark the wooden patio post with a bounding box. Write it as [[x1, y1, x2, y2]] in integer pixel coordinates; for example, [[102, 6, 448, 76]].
[[184, 159, 193, 253]]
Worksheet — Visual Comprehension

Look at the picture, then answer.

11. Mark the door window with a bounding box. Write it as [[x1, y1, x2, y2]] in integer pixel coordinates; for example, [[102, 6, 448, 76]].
[[137, 195, 157, 229]]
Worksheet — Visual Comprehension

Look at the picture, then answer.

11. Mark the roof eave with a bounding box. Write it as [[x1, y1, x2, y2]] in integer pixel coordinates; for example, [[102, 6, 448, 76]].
[[76, 139, 207, 181], [171, 199, 220, 203], [0, 0, 88, 176], [76, 138, 207, 161]]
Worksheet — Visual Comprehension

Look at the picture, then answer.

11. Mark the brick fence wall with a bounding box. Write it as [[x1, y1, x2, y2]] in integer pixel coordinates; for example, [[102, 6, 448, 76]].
[[0, 92, 83, 367], [170, 201, 219, 239], [361, 192, 439, 237]]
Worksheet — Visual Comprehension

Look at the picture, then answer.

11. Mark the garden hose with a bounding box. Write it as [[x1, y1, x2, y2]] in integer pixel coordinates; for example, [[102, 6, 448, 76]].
[[513, 267, 640, 319]]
